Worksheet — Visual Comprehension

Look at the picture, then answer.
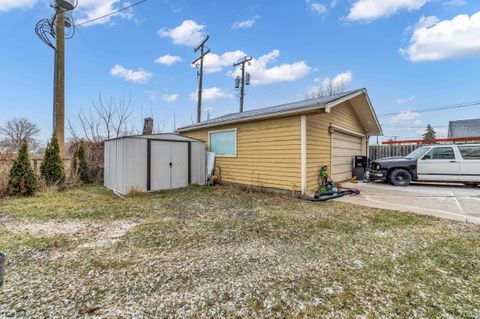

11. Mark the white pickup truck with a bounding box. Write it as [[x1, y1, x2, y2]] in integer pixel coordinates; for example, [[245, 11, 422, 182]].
[[369, 144, 480, 186]]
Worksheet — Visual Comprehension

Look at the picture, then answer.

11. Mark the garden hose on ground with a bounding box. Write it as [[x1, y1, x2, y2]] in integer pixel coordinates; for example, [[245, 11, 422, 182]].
[[307, 166, 361, 202]]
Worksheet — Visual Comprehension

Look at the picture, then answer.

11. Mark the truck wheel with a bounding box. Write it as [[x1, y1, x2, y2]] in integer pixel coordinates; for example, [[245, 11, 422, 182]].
[[390, 169, 412, 186]]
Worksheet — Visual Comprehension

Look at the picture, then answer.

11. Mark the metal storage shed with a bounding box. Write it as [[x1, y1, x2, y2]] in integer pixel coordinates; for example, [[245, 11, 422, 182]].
[[104, 133, 206, 194]]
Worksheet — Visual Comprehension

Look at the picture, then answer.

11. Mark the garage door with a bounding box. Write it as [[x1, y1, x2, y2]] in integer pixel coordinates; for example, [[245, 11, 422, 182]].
[[332, 131, 363, 182]]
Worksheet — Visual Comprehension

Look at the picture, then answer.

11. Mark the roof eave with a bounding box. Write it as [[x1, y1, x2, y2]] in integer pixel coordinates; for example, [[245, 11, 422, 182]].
[[177, 89, 367, 133], [177, 104, 327, 132], [362, 89, 383, 136]]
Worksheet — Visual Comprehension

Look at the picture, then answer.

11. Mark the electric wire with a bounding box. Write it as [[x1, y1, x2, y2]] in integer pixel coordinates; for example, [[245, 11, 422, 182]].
[[75, 0, 147, 26], [35, 0, 79, 50], [378, 100, 480, 116]]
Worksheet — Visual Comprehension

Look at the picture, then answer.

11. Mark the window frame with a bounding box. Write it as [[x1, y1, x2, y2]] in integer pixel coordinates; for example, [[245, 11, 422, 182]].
[[458, 145, 480, 160], [422, 146, 456, 160], [208, 128, 237, 158]]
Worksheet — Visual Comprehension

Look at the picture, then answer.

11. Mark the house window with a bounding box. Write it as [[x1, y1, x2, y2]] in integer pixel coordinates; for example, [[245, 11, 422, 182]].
[[209, 129, 237, 156]]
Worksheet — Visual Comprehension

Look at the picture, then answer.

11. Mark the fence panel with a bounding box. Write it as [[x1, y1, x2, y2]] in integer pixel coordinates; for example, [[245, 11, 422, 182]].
[[369, 144, 417, 161]]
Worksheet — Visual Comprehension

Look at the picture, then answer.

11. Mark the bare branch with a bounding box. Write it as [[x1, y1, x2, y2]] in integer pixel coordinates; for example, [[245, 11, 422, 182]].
[[309, 78, 346, 98], [0, 118, 40, 151], [70, 93, 135, 142]]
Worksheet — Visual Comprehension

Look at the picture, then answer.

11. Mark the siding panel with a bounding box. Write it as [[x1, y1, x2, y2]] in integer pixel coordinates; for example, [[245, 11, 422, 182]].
[[182, 116, 301, 191], [306, 101, 366, 194]]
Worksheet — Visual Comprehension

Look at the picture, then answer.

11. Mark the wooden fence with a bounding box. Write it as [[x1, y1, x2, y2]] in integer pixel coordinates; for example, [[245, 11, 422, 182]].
[[369, 144, 417, 161]]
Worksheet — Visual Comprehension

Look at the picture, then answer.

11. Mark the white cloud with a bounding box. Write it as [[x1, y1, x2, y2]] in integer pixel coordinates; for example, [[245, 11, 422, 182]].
[[0, 0, 36, 12], [416, 15, 439, 29], [394, 96, 415, 105], [110, 64, 152, 84], [443, 0, 466, 7], [232, 15, 260, 29], [149, 91, 160, 101], [390, 111, 421, 124], [162, 94, 179, 102], [158, 20, 206, 47], [306, 0, 328, 15], [202, 50, 246, 73], [306, 71, 353, 96], [155, 54, 182, 65], [230, 50, 311, 85], [76, 0, 135, 26], [400, 12, 480, 62], [346, 0, 428, 21], [189, 87, 232, 101], [433, 127, 448, 137]]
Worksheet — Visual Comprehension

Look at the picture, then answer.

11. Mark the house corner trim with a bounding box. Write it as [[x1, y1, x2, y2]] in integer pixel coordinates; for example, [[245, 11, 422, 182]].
[[301, 115, 307, 195]]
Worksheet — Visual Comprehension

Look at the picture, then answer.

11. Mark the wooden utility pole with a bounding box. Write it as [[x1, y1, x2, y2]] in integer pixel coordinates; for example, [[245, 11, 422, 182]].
[[36, 0, 76, 154], [233, 56, 252, 113], [54, 6, 65, 154], [192, 36, 210, 123]]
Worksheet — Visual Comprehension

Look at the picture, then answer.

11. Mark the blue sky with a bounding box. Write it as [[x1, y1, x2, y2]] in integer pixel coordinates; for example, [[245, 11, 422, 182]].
[[1, 0, 480, 143]]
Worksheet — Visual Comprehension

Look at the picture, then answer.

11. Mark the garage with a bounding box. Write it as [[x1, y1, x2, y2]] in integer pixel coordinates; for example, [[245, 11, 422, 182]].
[[331, 130, 364, 182], [179, 89, 381, 195], [104, 134, 206, 194]]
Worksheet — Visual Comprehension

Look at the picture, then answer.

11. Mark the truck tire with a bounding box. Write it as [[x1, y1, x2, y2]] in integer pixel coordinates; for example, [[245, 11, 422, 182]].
[[389, 169, 412, 186]]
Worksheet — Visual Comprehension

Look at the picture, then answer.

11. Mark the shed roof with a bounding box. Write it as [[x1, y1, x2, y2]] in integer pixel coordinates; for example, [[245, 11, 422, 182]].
[[447, 118, 480, 138], [105, 133, 204, 143], [177, 88, 382, 135]]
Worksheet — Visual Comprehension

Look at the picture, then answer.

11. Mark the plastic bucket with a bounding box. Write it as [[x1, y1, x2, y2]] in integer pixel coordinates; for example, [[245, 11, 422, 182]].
[[0, 252, 4, 287]]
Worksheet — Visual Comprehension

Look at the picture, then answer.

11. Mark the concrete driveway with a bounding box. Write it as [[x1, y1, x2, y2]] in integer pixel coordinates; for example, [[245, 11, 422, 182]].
[[337, 181, 480, 224]]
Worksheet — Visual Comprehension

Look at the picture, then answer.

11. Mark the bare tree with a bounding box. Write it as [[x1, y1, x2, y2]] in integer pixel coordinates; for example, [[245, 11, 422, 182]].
[[68, 93, 134, 142], [310, 78, 346, 98], [0, 118, 40, 151]]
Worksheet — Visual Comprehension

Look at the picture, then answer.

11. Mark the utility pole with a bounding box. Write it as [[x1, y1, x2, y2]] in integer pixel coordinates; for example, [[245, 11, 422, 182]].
[[54, 6, 65, 153], [36, 0, 76, 155], [192, 36, 210, 123], [233, 56, 252, 113]]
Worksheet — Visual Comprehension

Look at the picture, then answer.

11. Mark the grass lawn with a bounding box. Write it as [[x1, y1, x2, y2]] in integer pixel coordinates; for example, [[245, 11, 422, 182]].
[[0, 185, 479, 318]]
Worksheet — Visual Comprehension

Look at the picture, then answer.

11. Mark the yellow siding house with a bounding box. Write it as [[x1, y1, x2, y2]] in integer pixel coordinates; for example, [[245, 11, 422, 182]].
[[178, 89, 382, 195]]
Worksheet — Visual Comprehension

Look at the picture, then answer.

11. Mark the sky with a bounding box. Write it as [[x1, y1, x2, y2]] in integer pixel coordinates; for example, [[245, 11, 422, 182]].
[[1, 0, 480, 143]]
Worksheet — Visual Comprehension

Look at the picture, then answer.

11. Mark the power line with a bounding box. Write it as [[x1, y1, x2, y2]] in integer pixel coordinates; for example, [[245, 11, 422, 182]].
[[381, 125, 448, 128], [378, 100, 480, 116], [76, 0, 147, 27]]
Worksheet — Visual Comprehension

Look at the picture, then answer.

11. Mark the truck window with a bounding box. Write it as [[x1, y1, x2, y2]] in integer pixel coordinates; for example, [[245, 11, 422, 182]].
[[458, 146, 480, 160], [424, 147, 455, 160]]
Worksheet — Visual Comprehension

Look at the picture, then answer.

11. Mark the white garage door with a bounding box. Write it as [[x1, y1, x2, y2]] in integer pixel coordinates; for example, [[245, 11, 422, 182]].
[[332, 131, 363, 182]]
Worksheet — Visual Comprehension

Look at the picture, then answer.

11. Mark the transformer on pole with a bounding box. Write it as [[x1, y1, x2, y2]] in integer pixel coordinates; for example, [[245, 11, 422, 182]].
[[233, 56, 252, 113]]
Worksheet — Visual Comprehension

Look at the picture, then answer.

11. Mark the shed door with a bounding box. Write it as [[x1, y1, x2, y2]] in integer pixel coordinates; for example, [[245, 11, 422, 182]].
[[332, 131, 363, 182], [171, 142, 189, 188], [151, 141, 173, 190], [150, 141, 189, 190]]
